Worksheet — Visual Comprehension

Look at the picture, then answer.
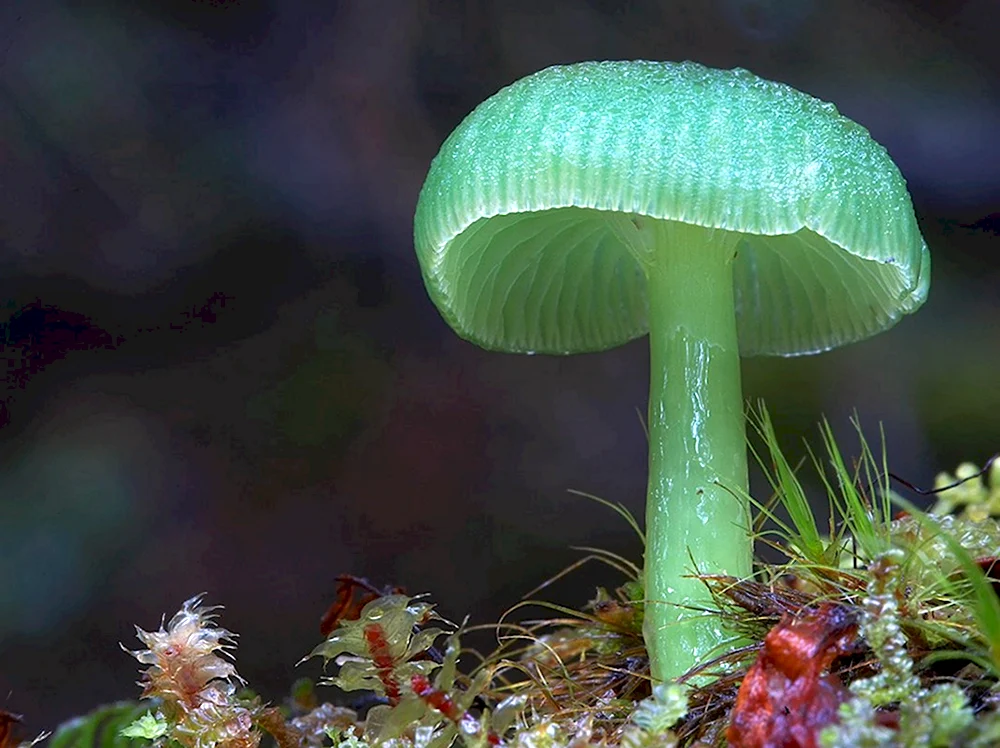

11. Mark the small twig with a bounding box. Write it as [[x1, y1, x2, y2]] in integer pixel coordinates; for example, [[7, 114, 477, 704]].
[[888, 453, 999, 496]]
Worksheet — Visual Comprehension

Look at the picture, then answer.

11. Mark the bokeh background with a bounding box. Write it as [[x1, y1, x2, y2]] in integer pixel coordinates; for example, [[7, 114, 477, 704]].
[[1, 0, 998, 734]]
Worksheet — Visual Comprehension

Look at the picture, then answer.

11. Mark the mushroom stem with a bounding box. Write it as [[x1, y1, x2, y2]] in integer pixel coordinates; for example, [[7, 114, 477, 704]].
[[639, 219, 751, 683]]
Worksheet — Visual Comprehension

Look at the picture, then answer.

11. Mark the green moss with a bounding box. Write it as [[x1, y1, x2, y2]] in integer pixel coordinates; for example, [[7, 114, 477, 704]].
[[39, 412, 1000, 747]]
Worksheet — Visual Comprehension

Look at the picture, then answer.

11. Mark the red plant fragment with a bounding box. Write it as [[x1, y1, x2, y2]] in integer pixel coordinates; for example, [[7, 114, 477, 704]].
[[410, 674, 502, 746], [363, 622, 402, 705], [727, 603, 859, 748], [0, 711, 22, 748], [410, 673, 463, 722], [320, 575, 404, 637]]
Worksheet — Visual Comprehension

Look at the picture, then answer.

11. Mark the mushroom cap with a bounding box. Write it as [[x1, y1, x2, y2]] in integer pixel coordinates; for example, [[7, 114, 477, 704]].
[[413, 60, 930, 356]]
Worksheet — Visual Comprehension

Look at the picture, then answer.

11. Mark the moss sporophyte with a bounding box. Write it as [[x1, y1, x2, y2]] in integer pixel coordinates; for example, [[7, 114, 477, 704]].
[[412, 60, 930, 683]]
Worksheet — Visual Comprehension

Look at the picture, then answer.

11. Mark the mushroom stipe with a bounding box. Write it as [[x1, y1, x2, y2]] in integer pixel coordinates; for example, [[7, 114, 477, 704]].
[[413, 60, 930, 684]]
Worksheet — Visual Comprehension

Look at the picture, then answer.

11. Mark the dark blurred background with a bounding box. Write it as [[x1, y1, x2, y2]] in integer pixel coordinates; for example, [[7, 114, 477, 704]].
[[0, 0, 997, 734]]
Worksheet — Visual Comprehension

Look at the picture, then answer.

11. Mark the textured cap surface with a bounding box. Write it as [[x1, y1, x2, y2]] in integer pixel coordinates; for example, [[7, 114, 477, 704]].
[[414, 60, 930, 356]]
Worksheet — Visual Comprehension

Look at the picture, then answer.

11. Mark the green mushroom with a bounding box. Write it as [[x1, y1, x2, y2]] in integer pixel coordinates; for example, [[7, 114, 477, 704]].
[[412, 60, 930, 683]]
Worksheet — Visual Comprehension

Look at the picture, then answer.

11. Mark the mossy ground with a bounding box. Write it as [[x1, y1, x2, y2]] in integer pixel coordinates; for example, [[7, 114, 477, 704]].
[[27, 407, 1000, 748]]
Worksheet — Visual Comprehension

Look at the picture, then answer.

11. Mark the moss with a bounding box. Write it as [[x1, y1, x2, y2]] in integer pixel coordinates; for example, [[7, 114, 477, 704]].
[[31, 416, 1000, 747]]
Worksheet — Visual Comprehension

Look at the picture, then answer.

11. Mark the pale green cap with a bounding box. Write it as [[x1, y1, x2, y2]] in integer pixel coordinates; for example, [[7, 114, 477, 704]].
[[414, 60, 930, 356]]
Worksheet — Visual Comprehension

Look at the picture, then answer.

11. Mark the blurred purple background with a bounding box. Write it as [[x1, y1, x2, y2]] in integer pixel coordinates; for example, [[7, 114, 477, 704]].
[[0, 0, 998, 734]]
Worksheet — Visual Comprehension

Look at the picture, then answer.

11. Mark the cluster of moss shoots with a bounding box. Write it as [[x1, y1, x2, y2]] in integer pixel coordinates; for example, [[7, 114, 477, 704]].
[[25, 409, 1000, 748]]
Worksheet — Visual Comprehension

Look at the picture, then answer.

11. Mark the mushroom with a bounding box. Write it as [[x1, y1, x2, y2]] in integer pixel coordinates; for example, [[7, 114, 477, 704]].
[[412, 60, 930, 682]]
